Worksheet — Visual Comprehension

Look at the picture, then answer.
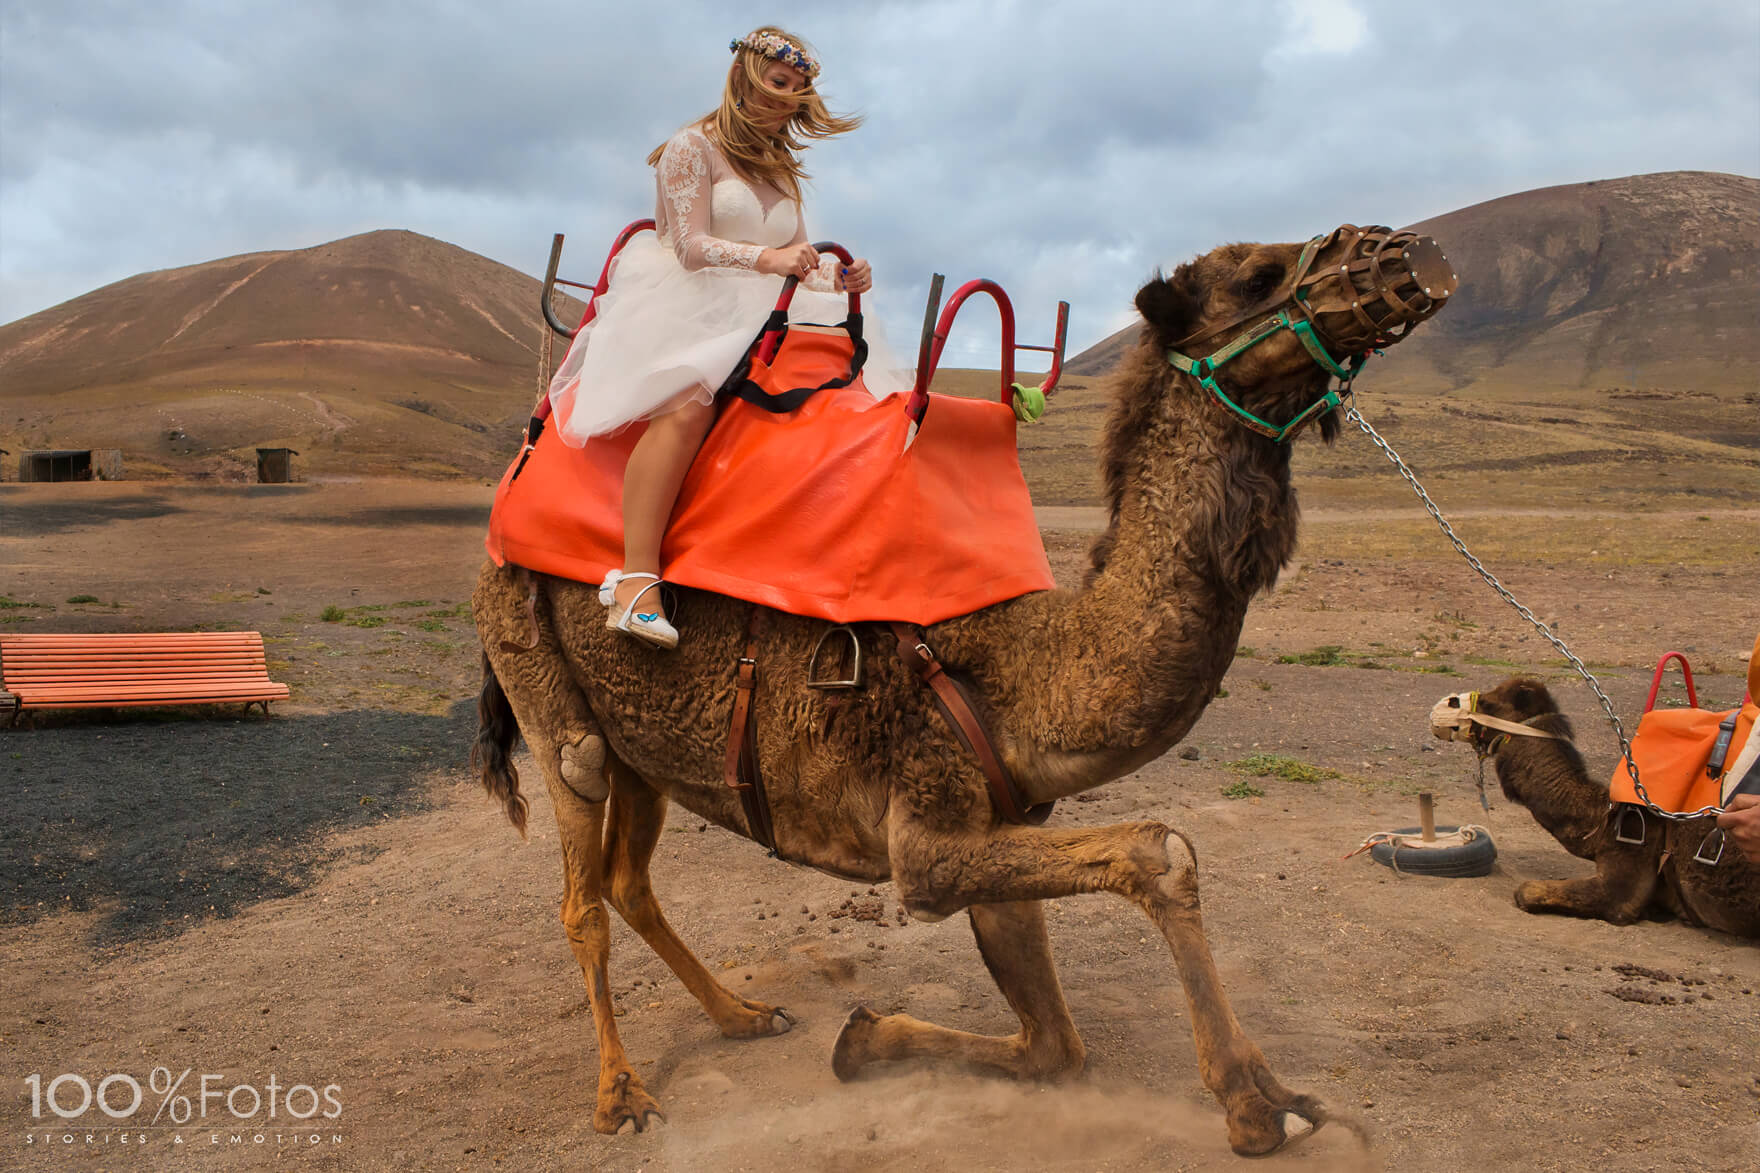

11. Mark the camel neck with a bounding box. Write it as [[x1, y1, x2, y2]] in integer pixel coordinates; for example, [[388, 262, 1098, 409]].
[[1493, 737, 1607, 860], [968, 357, 1303, 799]]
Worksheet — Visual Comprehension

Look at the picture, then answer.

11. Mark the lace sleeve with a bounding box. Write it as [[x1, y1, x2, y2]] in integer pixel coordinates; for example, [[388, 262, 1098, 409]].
[[657, 132, 763, 272]]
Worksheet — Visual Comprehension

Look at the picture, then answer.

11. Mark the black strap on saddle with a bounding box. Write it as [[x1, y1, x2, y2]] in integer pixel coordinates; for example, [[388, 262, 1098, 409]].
[[719, 312, 868, 413]]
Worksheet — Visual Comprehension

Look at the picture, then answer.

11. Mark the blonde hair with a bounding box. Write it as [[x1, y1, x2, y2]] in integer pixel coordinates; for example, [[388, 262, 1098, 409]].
[[647, 26, 861, 203]]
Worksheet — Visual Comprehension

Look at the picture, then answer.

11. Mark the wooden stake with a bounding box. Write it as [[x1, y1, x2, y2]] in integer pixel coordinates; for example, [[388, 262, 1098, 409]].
[[1418, 792, 1437, 841]]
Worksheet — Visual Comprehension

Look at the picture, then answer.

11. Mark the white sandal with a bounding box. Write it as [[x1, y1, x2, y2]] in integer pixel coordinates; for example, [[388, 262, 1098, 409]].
[[599, 570, 678, 650]]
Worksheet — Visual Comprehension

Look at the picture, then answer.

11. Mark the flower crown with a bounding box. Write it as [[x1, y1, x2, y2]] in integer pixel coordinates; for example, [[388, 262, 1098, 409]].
[[729, 31, 820, 79]]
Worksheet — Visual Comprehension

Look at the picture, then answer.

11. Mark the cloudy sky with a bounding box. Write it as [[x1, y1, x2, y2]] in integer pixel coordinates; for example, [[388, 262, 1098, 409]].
[[3, 0, 1756, 363]]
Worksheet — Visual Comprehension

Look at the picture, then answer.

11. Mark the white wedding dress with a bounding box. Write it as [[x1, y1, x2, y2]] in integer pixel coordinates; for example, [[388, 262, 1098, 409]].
[[547, 126, 908, 444]]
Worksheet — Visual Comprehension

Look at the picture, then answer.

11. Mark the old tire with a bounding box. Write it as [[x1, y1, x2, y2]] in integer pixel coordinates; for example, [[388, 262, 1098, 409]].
[[1368, 826, 1496, 877]]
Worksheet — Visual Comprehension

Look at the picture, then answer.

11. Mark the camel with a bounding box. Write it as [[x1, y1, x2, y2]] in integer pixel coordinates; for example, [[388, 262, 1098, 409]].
[[1435, 677, 1759, 938], [470, 228, 1451, 1156]]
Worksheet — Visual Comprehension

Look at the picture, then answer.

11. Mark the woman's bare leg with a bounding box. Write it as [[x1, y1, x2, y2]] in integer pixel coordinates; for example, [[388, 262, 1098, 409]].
[[615, 395, 716, 618]]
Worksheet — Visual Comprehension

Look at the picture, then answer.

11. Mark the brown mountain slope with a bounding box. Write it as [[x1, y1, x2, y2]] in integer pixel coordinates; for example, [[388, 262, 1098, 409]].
[[0, 230, 581, 479], [1065, 171, 1760, 396]]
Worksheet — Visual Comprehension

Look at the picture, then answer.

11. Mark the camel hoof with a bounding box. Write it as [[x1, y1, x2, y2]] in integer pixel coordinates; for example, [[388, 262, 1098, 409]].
[[718, 997, 795, 1039], [1230, 1110, 1322, 1159], [596, 1070, 663, 1135], [831, 1004, 881, 1082], [1514, 881, 1542, 912], [613, 1111, 664, 1136], [1229, 1072, 1334, 1157]]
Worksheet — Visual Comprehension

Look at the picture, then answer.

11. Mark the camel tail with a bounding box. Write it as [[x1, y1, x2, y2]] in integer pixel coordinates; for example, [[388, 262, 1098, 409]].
[[471, 652, 529, 836]]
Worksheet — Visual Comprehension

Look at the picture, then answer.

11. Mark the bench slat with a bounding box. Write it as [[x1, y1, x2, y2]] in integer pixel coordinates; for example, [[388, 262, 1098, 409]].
[[3, 658, 271, 665], [1, 634, 269, 644], [15, 684, 290, 701], [5, 659, 269, 670], [7, 672, 274, 679], [18, 695, 289, 711]]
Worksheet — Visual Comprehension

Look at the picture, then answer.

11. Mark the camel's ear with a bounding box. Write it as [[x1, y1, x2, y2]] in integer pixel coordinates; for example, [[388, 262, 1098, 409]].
[[1136, 266, 1202, 346], [1510, 679, 1554, 716]]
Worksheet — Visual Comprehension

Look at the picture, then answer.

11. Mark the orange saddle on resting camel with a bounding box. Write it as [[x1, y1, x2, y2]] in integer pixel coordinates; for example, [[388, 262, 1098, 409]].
[[485, 316, 1055, 625], [1609, 632, 1760, 813]]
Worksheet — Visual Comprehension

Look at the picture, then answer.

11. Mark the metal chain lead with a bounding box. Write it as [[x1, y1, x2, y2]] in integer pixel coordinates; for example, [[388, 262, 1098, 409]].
[[1342, 400, 1723, 821]]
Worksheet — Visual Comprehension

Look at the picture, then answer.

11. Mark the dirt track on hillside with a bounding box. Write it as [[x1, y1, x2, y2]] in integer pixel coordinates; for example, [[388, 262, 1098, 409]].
[[2, 482, 1756, 1172]]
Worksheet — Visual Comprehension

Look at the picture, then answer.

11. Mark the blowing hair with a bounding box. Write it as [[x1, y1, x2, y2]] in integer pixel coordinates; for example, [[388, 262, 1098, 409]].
[[646, 26, 861, 203]]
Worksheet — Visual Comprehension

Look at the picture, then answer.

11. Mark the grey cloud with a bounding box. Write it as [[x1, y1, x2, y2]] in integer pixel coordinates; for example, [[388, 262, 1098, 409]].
[[3, 0, 1756, 363]]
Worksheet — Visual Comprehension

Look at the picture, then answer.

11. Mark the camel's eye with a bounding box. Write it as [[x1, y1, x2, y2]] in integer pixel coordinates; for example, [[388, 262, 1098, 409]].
[[1240, 265, 1284, 301]]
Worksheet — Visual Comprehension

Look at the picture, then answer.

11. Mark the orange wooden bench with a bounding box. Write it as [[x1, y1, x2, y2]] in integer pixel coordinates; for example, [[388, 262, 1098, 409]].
[[0, 632, 290, 721]]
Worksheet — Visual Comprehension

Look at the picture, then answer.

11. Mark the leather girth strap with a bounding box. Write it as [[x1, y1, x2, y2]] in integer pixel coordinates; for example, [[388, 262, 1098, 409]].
[[890, 622, 1054, 826], [725, 608, 780, 854]]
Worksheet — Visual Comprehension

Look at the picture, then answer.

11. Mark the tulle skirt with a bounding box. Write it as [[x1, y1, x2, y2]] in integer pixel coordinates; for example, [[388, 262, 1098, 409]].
[[547, 234, 911, 445]]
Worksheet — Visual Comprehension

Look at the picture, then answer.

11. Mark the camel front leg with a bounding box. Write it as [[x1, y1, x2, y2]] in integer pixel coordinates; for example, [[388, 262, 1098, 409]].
[[832, 899, 1086, 1081], [1515, 863, 1657, 925], [872, 820, 1334, 1158], [602, 759, 795, 1039]]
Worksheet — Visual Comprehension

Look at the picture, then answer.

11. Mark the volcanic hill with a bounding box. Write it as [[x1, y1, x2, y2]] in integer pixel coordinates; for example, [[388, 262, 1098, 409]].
[[1065, 171, 1760, 397], [0, 230, 581, 480]]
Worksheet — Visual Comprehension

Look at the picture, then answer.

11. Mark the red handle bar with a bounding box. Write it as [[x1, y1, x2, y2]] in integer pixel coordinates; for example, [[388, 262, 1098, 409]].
[[1644, 651, 1698, 713], [904, 278, 1070, 425], [756, 242, 859, 364]]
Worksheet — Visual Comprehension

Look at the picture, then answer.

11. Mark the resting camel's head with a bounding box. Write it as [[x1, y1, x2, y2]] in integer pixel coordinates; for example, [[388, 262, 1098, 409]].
[[1474, 677, 1563, 722], [1430, 676, 1574, 755], [1136, 226, 1455, 444]]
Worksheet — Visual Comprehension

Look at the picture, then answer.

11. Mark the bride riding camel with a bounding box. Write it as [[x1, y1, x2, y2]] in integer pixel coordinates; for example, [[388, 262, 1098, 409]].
[[545, 26, 907, 649]]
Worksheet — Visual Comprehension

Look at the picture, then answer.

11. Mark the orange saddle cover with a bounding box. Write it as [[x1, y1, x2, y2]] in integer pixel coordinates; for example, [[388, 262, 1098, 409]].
[[1610, 632, 1760, 811], [485, 340, 1053, 624], [1610, 704, 1756, 812]]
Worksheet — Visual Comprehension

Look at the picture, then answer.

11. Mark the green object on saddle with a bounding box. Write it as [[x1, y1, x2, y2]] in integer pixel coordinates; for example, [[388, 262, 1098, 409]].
[[1011, 383, 1047, 423]]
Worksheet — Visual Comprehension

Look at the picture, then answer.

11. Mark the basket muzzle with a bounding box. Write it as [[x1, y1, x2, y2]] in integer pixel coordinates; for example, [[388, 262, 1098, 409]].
[[1162, 223, 1458, 443], [1291, 224, 1457, 355], [1429, 690, 1481, 741]]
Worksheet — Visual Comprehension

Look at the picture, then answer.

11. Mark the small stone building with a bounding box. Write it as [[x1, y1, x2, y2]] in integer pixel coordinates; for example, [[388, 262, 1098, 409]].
[[255, 448, 299, 483], [18, 449, 125, 482]]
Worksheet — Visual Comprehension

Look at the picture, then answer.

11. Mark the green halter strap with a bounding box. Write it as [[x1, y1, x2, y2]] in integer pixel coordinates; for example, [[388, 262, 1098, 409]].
[[1164, 304, 1368, 443]]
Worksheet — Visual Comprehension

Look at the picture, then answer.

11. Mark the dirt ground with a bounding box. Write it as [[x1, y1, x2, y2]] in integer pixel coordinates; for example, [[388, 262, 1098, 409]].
[[2, 480, 1757, 1172]]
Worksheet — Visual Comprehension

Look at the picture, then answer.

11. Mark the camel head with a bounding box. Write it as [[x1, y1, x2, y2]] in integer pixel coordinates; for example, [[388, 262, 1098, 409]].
[[1140, 226, 1455, 444], [1471, 677, 1563, 724], [1430, 676, 1575, 755]]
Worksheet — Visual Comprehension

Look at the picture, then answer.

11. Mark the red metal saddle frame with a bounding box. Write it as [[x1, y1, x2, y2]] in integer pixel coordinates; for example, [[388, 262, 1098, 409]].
[[529, 221, 1070, 435]]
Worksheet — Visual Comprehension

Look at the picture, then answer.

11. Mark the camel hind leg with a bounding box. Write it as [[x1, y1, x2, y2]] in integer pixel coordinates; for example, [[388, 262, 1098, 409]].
[[602, 758, 795, 1038], [474, 563, 659, 1133], [481, 652, 661, 1133], [540, 745, 663, 1134], [832, 900, 1084, 1081]]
